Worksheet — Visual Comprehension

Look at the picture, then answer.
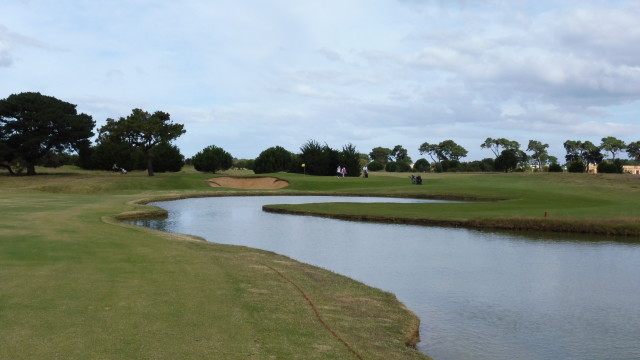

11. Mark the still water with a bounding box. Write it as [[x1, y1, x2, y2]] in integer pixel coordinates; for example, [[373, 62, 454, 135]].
[[131, 196, 640, 360]]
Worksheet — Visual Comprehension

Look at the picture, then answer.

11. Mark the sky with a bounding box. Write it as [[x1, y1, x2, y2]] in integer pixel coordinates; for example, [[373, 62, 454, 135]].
[[1, 0, 639, 162]]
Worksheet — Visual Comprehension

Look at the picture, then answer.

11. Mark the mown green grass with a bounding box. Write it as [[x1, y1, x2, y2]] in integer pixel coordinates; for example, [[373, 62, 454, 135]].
[[0, 168, 428, 360], [266, 171, 640, 236]]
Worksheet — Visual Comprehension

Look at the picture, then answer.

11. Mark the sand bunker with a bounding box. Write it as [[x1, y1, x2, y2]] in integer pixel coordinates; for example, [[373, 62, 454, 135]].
[[208, 176, 290, 189]]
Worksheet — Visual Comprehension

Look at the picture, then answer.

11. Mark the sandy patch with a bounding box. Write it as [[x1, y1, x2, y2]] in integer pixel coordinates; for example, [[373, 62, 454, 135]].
[[208, 176, 289, 189]]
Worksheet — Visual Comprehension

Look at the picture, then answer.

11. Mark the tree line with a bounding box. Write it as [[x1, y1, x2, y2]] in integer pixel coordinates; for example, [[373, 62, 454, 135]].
[[2, 92, 639, 176]]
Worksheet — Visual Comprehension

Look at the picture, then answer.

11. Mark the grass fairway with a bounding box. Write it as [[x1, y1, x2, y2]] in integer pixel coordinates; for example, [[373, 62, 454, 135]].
[[2, 169, 638, 360], [267, 171, 640, 237], [0, 168, 427, 360]]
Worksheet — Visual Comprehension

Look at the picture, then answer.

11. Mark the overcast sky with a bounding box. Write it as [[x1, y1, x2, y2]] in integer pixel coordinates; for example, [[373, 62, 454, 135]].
[[2, 0, 639, 161]]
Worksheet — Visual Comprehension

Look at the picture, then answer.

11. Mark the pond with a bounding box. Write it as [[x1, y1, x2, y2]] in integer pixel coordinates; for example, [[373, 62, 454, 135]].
[[130, 196, 640, 360]]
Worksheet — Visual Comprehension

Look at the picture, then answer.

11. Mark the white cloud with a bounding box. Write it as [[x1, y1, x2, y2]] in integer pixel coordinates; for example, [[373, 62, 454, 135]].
[[1, 0, 639, 161]]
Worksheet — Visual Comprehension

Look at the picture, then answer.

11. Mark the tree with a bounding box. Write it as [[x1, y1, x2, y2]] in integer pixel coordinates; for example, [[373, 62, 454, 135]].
[[385, 161, 411, 172], [600, 136, 626, 160], [419, 140, 467, 172], [0, 140, 17, 174], [150, 142, 184, 172], [563, 140, 583, 163], [0, 92, 95, 175], [548, 163, 563, 172], [340, 143, 361, 177], [385, 162, 397, 172], [567, 161, 586, 173], [98, 108, 185, 176], [253, 146, 293, 174], [494, 149, 519, 172], [297, 140, 339, 176], [367, 160, 384, 171], [413, 158, 430, 172], [582, 141, 603, 172], [369, 147, 392, 164], [563, 140, 603, 172], [192, 145, 233, 173], [438, 140, 468, 161], [597, 160, 623, 174], [390, 145, 412, 163], [627, 141, 640, 161], [481, 138, 520, 158], [86, 141, 145, 171], [527, 140, 549, 171], [418, 142, 440, 164]]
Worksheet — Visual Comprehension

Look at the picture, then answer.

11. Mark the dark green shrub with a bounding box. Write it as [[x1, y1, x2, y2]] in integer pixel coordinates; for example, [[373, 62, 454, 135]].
[[340, 143, 362, 177], [192, 145, 233, 173], [442, 159, 461, 172], [87, 141, 145, 171], [494, 150, 518, 172], [150, 142, 184, 172], [367, 160, 384, 171], [395, 161, 412, 172], [253, 146, 293, 174], [597, 160, 623, 174], [567, 161, 586, 173], [234, 158, 254, 170], [480, 158, 495, 172], [413, 158, 430, 172], [548, 163, 563, 172], [385, 162, 397, 172], [295, 140, 338, 176]]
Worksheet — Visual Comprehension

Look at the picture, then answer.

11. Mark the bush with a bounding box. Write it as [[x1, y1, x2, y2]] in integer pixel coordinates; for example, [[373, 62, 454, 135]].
[[234, 158, 254, 170], [413, 158, 430, 172], [86, 141, 145, 171], [38, 151, 77, 168], [150, 142, 184, 172], [339, 143, 362, 177], [253, 146, 293, 174], [396, 161, 412, 172], [548, 163, 563, 172], [367, 160, 384, 171], [597, 160, 623, 174], [192, 145, 233, 173], [442, 159, 460, 172], [480, 158, 495, 172], [494, 150, 518, 173], [385, 161, 412, 172], [295, 140, 339, 176], [385, 162, 397, 172], [567, 161, 586, 173]]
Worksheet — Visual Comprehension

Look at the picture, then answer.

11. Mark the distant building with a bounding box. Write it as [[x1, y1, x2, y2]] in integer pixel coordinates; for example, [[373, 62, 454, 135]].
[[623, 165, 640, 175]]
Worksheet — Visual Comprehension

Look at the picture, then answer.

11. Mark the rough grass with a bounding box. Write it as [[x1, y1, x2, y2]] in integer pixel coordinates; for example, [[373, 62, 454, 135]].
[[0, 167, 428, 360]]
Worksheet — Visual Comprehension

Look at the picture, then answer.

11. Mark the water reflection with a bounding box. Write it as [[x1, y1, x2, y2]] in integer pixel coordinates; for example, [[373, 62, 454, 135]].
[[130, 196, 640, 360]]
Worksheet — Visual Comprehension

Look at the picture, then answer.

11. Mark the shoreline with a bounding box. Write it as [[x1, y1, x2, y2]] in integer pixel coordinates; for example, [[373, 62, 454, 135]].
[[110, 192, 429, 358], [262, 206, 640, 237]]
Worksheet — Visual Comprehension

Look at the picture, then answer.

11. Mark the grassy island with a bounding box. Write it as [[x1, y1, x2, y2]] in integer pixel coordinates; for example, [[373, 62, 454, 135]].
[[2, 168, 638, 359]]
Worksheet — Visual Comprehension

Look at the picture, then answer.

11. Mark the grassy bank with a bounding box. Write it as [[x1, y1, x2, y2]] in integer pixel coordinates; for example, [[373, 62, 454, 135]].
[[0, 168, 428, 360], [265, 171, 640, 237]]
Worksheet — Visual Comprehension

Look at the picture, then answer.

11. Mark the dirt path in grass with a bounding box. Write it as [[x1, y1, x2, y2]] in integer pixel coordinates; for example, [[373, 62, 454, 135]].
[[208, 176, 289, 189]]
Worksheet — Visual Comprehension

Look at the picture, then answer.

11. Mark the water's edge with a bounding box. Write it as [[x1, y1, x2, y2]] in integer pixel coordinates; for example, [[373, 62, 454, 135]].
[[111, 193, 429, 358]]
